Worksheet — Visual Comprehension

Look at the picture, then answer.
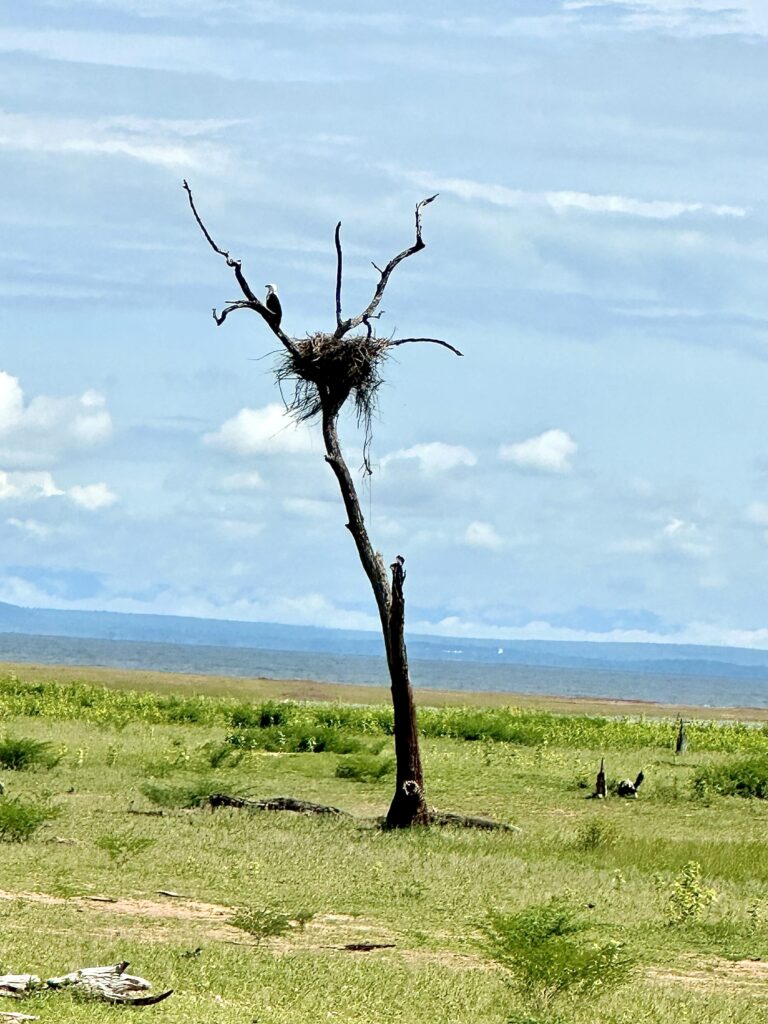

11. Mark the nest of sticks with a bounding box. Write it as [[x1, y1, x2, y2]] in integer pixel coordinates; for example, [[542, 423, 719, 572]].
[[276, 332, 389, 429]]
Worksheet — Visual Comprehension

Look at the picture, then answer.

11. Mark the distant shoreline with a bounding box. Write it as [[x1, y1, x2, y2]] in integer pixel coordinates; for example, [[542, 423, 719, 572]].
[[2, 660, 767, 722]]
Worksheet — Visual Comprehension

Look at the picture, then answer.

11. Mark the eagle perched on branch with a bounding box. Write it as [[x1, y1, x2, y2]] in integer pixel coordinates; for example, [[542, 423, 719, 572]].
[[264, 283, 282, 328]]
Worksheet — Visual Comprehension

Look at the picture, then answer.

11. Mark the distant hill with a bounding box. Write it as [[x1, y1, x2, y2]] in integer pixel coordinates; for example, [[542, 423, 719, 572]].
[[1, 600, 768, 681]]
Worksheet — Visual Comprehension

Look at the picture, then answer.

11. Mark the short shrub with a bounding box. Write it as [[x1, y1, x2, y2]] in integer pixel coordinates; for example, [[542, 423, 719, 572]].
[[226, 725, 370, 754], [0, 735, 61, 771], [203, 741, 244, 769], [229, 906, 292, 944], [0, 795, 60, 841], [667, 861, 717, 925], [572, 819, 619, 852], [483, 898, 634, 1012], [141, 776, 229, 808], [335, 753, 395, 783], [229, 700, 293, 729], [95, 831, 156, 864], [693, 755, 768, 799]]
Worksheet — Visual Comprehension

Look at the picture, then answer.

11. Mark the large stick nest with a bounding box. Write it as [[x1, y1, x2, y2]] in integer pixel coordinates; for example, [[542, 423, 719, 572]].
[[276, 332, 389, 428]]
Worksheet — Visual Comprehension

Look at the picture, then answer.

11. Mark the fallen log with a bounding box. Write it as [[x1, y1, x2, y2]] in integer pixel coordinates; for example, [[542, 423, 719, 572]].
[[207, 794, 350, 816], [428, 810, 521, 832], [204, 792, 519, 831], [1, 963, 172, 1007]]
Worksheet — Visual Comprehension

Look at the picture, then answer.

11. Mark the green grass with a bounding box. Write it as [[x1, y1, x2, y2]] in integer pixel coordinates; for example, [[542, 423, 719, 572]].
[[0, 669, 766, 1023]]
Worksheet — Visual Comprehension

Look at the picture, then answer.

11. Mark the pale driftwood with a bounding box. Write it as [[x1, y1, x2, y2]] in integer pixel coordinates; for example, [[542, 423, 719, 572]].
[[0, 1012, 39, 1021], [1, 963, 172, 1007], [0, 976, 39, 998], [207, 794, 349, 817]]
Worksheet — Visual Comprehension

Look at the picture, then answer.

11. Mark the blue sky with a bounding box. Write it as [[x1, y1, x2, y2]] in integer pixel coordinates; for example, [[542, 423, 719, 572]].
[[1, 0, 768, 647]]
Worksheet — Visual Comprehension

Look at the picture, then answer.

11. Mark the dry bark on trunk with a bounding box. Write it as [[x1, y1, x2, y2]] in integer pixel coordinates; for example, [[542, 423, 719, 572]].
[[321, 406, 428, 827]]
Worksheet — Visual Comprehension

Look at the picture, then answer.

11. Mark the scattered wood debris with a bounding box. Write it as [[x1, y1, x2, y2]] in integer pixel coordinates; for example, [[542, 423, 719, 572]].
[[0, 963, 172, 1007]]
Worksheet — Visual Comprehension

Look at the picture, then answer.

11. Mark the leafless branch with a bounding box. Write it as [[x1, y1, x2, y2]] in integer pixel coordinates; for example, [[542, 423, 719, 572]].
[[334, 221, 343, 329], [334, 195, 439, 340], [388, 337, 463, 357], [183, 180, 299, 357], [212, 301, 257, 326]]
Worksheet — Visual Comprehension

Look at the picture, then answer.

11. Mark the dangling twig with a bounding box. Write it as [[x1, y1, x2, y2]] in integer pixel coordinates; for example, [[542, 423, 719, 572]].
[[388, 337, 463, 357], [334, 221, 343, 330]]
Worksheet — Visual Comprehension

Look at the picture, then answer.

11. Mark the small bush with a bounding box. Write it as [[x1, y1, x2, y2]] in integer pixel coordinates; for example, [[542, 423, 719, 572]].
[[0, 795, 60, 842], [693, 755, 768, 799], [0, 736, 61, 771], [229, 906, 292, 944], [230, 700, 292, 730], [572, 819, 619, 852], [95, 831, 156, 864], [226, 725, 371, 755], [141, 777, 229, 808], [203, 741, 244, 769], [484, 898, 634, 1012], [667, 861, 717, 925], [335, 753, 395, 783]]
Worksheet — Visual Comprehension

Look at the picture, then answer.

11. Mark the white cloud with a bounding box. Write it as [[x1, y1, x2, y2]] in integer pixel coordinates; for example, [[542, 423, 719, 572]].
[[563, 0, 768, 38], [220, 470, 265, 491], [464, 521, 503, 550], [381, 441, 477, 475], [0, 111, 230, 172], [68, 483, 118, 511], [6, 517, 53, 539], [610, 517, 712, 560], [0, 471, 117, 510], [500, 429, 577, 474], [410, 613, 768, 650], [0, 470, 63, 501], [204, 404, 315, 456], [745, 502, 768, 527], [283, 498, 335, 519], [0, 371, 112, 459], [399, 170, 747, 220]]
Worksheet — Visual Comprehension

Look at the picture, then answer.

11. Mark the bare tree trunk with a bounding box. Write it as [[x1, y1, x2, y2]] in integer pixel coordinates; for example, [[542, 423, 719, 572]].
[[321, 405, 428, 827]]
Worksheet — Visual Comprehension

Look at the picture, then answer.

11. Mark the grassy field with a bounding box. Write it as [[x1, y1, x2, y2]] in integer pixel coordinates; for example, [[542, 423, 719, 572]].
[[0, 665, 767, 1023]]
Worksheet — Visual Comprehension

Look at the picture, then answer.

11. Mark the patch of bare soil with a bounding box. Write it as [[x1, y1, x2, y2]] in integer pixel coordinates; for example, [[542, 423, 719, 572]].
[[649, 956, 768, 993]]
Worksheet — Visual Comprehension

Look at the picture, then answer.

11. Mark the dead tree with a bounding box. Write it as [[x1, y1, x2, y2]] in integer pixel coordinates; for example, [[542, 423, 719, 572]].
[[184, 183, 462, 828]]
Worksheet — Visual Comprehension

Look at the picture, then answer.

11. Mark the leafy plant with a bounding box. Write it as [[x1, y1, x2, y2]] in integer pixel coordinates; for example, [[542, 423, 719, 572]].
[[229, 906, 292, 944], [572, 819, 619, 851], [335, 752, 395, 782], [667, 861, 717, 925], [483, 898, 634, 1013], [141, 776, 228, 808], [0, 735, 61, 771], [226, 724, 376, 755], [693, 755, 768, 799], [95, 830, 156, 864], [203, 741, 244, 769], [0, 795, 60, 842]]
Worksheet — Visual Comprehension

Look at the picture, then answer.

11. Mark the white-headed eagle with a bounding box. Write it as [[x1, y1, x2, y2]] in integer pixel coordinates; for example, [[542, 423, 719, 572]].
[[264, 283, 282, 329]]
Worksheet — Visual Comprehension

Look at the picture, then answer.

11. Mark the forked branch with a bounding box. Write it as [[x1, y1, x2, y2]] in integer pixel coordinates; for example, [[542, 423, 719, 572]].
[[333, 194, 439, 340], [183, 181, 298, 357]]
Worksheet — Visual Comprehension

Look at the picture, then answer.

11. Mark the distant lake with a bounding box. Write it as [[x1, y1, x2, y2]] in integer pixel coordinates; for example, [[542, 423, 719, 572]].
[[0, 632, 766, 708]]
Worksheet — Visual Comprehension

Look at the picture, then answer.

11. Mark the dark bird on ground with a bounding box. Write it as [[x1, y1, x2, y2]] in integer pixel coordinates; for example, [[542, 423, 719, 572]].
[[595, 757, 607, 799], [617, 770, 645, 798], [264, 283, 282, 328], [675, 718, 687, 756]]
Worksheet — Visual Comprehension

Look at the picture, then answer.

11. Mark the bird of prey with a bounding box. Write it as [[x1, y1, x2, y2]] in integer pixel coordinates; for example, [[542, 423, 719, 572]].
[[264, 283, 282, 328]]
